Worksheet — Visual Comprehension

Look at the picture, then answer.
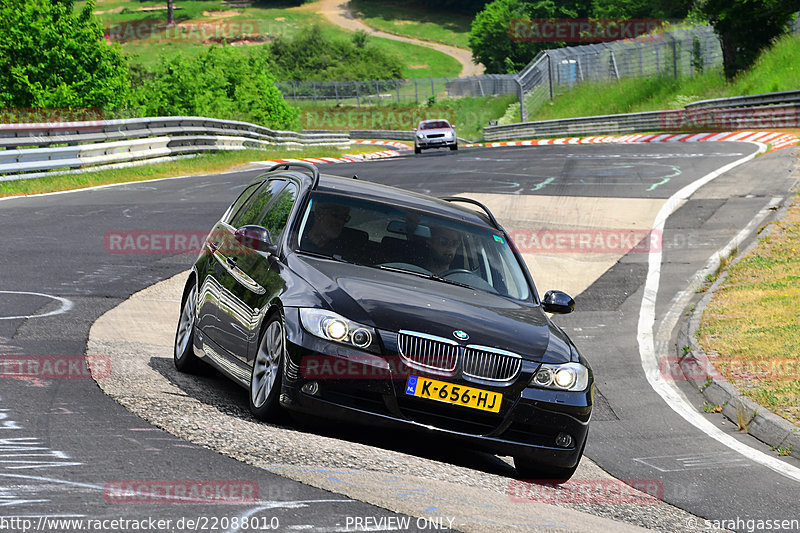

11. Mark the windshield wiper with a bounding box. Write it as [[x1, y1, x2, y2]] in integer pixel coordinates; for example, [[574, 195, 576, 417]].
[[296, 250, 356, 264], [374, 264, 474, 290]]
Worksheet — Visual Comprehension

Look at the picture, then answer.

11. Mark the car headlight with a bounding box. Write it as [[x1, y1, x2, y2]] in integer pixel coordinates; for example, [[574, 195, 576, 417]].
[[416, 133, 424, 139], [299, 308, 378, 351], [530, 362, 589, 391]]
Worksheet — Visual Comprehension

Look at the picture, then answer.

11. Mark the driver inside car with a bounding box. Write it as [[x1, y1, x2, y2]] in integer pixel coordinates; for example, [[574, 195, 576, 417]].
[[422, 225, 461, 275]]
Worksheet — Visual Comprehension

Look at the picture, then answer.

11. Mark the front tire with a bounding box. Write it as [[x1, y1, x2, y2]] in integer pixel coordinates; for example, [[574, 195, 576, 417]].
[[174, 280, 202, 373], [450, 144, 458, 151], [414, 145, 421, 154], [249, 315, 286, 421]]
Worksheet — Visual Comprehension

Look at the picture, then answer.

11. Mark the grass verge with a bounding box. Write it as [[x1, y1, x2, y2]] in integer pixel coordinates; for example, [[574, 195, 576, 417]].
[[523, 32, 800, 122], [349, 0, 472, 50], [698, 192, 800, 427], [0, 145, 390, 198]]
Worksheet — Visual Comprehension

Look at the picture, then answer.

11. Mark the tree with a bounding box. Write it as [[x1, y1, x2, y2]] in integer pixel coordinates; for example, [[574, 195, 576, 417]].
[[0, 0, 129, 109], [591, 0, 691, 20], [469, 0, 589, 74], [698, 0, 797, 79], [167, 0, 174, 25]]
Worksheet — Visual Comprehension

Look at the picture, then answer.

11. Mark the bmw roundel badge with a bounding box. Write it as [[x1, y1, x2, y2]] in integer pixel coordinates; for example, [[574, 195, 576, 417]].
[[453, 330, 469, 341]]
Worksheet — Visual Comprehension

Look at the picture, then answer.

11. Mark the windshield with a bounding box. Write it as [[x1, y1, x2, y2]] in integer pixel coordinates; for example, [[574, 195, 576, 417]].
[[296, 194, 532, 301], [419, 120, 451, 130]]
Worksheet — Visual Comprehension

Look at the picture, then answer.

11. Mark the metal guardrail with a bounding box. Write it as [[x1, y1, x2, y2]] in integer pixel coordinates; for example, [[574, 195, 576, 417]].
[[685, 90, 800, 110], [0, 117, 350, 180], [305, 129, 474, 145], [484, 90, 800, 141]]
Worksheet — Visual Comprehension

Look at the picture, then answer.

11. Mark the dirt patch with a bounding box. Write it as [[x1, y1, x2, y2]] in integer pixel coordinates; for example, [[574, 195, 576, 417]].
[[202, 10, 242, 18], [135, 5, 181, 12], [409, 64, 428, 69], [93, 6, 124, 15]]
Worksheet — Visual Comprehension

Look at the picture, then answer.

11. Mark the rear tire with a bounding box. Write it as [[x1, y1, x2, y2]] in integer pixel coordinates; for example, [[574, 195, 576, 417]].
[[174, 280, 202, 373], [249, 314, 286, 421]]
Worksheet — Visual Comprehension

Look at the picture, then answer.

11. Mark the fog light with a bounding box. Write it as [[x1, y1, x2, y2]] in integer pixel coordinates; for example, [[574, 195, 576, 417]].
[[301, 381, 319, 396], [555, 432, 574, 448]]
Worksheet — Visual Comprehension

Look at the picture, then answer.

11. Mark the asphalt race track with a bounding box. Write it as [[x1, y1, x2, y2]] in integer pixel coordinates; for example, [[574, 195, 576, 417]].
[[0, 142, 798, 532]]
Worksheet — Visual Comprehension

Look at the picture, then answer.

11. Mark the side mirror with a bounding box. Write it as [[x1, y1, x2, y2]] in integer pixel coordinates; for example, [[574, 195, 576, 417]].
[[412, 128, 417, 132], [235, 225, 277, 254], [542, 290, 575, 314]]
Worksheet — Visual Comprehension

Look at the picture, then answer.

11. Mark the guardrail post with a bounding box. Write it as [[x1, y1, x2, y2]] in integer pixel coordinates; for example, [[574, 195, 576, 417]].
[[312, 81, 317, 103], [291, 81, 297, 101], [516, 77, 527, 122], [430, 78, 434, 99], [547, 53, 554, 100], [667, 33, 678, 78], [396, 79, 400, 104], [356, 82, 360, 107], [334, 81, 339, 105], [414, 79, 418, 102]]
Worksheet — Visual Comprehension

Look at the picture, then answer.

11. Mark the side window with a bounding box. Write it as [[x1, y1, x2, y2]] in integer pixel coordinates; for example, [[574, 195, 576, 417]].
[[258, 183, 298, 239], [231, 180, 286, 228], [223, 183, 260, 225]]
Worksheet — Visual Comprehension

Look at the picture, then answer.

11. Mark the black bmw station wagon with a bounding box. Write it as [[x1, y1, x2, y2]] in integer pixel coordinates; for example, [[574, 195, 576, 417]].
[[174, 162, 593, 480]]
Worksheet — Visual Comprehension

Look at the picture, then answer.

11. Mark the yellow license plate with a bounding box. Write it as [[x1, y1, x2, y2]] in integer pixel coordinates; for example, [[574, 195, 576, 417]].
[[405, 375, 502, 413]]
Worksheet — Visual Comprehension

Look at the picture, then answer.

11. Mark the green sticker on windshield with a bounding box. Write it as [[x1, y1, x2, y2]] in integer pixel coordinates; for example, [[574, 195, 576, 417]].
[[493, 235, 505, 244]]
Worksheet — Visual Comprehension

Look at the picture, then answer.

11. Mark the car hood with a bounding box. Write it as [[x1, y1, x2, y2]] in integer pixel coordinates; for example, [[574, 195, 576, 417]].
[[286, 255, 573, 363]]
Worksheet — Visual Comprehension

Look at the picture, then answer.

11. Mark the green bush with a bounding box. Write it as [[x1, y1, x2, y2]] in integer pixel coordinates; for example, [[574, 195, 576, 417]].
[[266, 27, 405, 81], [0, 0, 129, 109], [128, 47, 299, 129]]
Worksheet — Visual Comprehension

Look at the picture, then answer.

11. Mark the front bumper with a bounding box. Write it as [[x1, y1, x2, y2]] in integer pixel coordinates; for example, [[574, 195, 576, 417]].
[[280, 309, 592, 467], [416, 136, 457, 149]]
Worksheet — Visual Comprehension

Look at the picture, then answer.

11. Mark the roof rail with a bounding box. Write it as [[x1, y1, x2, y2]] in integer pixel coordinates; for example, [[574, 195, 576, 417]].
[[440, 196, 501, 230], [267, 161, 320, 189]]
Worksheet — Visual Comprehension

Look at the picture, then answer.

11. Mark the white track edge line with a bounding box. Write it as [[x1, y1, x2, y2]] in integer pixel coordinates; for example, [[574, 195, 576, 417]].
[[637, 141, 800, 483]]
